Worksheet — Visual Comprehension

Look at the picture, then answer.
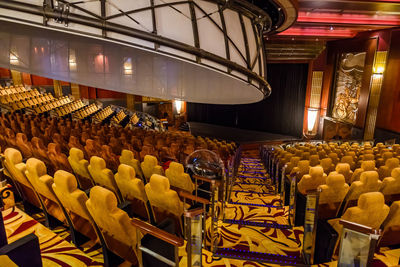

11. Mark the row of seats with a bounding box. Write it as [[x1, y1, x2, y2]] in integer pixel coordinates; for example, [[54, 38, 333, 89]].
[[1, 89, 40, 105], [73, 103, 100, 120], [3, 146, 196, 265], [112, 110, 127, 124], [0, 113, 235, 168], [0, 85, 27, 95], [92, 106, 114, 123], [33, 95, 70, 114]]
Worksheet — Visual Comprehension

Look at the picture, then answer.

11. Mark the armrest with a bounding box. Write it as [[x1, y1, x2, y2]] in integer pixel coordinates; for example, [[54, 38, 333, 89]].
[[131, 218, 184, 247], [184, 207, 204, 218], [0, 233, 42, 267], [178, 190, 209, 205], [193, 175, 221, 186]]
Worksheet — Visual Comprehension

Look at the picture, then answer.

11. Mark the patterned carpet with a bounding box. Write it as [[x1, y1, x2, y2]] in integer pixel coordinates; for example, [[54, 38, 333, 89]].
[[3, 149, 400, 266], [2, 207, 102, 266]]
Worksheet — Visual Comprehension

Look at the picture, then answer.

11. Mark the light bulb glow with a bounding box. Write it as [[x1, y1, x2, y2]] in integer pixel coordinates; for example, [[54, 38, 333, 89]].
[[307, 108, 318, 133]]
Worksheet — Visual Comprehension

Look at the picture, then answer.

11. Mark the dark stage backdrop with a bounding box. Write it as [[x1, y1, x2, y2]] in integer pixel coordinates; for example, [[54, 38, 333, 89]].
[[187, 63, 308, 137]]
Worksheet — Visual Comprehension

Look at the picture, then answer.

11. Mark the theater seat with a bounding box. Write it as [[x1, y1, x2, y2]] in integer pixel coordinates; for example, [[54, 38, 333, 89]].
[[119, 149, 144, 180], [291, 160, 310, 181], [47, 143, 73, 173], [115, 164, 150, 221], [340, 156, 356, 171], [145, 174, 188, 233], [25, 158, 65, 223], [86, 186, 138, 265], [15, 133, 33, 159], [334, 163, 353, 184], [68, 148, 94, 190], [331, 192, 389, 235], [297, 166, 326, 194], [85, 139, 100, 159], [379, 201, 400, 247], [351, 160, 376, 183], [377, 152, 393, 168], [318, 173, 349, 205], [381, 168, 400, 196], [52, 170, 97, 241], [100, 145, 119, 171], [285, 156, 300, 173], [309, 155, 320, 167], [88, 156, 123, 203], [30, 137, 50, 164], [141, 155, 164, 182], [378, 157, 400, 180], [319, 158, 334, 174], [165, 162, 194, 193], [348, 171, 382, 200], [328, 153, 339, 165]]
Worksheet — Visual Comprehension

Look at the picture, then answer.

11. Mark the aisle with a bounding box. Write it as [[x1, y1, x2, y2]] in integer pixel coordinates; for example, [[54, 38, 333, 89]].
[[212, 149, 304, 265]]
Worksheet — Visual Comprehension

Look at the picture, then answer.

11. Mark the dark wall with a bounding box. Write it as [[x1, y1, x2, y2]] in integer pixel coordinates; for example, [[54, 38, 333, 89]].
[[187, 63, 308, 137]]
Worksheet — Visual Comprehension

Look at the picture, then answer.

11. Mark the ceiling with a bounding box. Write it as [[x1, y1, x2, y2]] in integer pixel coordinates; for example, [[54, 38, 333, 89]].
[[265, 0, 400, 61]]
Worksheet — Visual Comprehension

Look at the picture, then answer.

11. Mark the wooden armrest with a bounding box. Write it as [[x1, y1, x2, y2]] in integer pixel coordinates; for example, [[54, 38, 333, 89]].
[[339, 220, 380, 235], [179, 190, 209, 205], [193, 175, 213, 183], [184, 207, 204, 218], [131, 218, 184, 247]]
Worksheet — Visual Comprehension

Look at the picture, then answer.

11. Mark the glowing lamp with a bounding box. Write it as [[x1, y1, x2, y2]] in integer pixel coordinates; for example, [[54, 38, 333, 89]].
[[123, 58, 132, 75], [174, 100, 183, 114], [307, 108, 319, 134]]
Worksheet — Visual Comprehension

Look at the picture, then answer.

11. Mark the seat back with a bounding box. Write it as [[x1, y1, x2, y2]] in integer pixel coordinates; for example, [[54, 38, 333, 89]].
[[351, 160, 376, 183], [309, 155, 319, 167], [25, 158, 57, 203], [3, 148, 30, 188], [15, 133, 32, 158], [381, 168, 400, 195], [115, 164, 147, 203], [165, 162, 194, 193], [340, 156, 355, 170], [141, 155, 164, 182], [297, 166, 326, 194], [86, 186, 138, 253], [286, 156, 300, 173], [52, 170, 91, 221], [88, 156, 122, 202], [318, 173, 349, 204], [48, 143, 72, 172], [145, 174, 184, 217], [335, 163, 353, 184], [379, 157, 400, 179], [341, 192, 389, 229], [119, 149, 144, 179], [348, 171, 382, 200]]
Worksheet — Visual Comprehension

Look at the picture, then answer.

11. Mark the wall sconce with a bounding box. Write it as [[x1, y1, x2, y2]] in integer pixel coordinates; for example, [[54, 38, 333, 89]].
[[10, 53, 18, 65], [123, 57, 133, 75], [174, 100, 183, 114], [305, 108, 319, 138], [373, 51, 387, 76]]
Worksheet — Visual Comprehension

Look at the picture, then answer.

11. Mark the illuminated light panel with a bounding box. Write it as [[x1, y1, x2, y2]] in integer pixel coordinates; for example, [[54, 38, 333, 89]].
[[278, 27, 356, 38], [298, 11, 400, 26]]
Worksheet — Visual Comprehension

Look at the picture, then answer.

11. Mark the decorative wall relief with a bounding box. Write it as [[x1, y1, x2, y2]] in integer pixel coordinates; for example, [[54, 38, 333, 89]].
[[332, 52, 366, 124]]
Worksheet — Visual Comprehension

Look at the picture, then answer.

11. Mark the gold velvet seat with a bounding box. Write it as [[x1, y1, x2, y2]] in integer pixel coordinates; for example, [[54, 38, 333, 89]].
[[52, 170, 97, 241], [145, 174, 188, 234], [86, 186, 139, 265], [3, 148, 41, 208], [381, 168, 400, 196], [309, 154, 320, 167], [290, 160, 310, 181], [340, 155, 356, 171], [348, 170, 382, 200], [141, 155, 164, 182], [119, 149, 144, 180], [115, 164, 150, 221], [297, 166, 326, 194], [378, 157, 400, 180], [379, 200, 400, 247], [25, 158, 66, 223], [333, 163, 353, 184], [47, 143, 73, 173], [330, 192, 389, 238], [319, 158, 334, 174], [88, 156, 123, 203], [318, 172, 349, 205], [165, 162, 194, 193], [15, 133, 33, 158], [351, 160, 376, 183], [68, 147, 94, 190]]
